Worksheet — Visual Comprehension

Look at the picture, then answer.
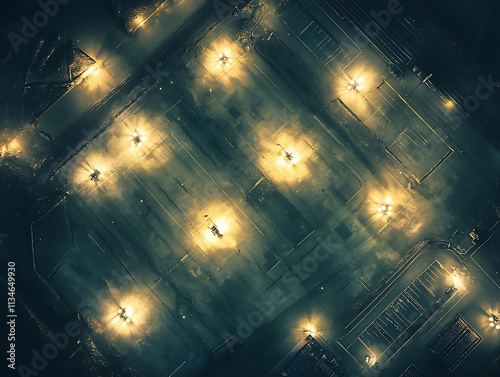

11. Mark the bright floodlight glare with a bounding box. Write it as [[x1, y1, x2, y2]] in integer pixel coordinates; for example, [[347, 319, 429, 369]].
[[305, 327, 316, 334], [378, 203, 393, 216], [205, 215, 223, 238], [348, 79, 360, 90], [131, 131, 144, 147], [89, 169, 101, 182], [491, 315, 500, 329], [218, 54, 231, 67], [82, 65, 100, 79], [118, 307, 132, 323], [209, 223, 223, 238], [304, 324, 317, 336], [277, 143, 294, 164], [283, 151, 294, 163], [135, 16, 144, 26]]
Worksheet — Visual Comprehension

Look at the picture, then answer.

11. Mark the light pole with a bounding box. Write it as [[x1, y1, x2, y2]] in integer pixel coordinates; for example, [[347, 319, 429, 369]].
[[347, 80, 360, 90], [377, 204, 392, 216], [89, 169, 101, 182], [205, 215, 223, 238], [489, 314, 500, 330], [131, 132, 145, 147], [118, 308, 131, 323], [277, 143, 294, 164], [218, 54, 232, 67]]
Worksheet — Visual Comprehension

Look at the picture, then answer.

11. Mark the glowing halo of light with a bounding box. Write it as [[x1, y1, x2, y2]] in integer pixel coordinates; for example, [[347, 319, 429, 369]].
[[258, 135, 312, 184], [81, 65, 100, 79], [347, 78, 362, 90], [488, 314, 500, 330], [217, 53, 231, 67], [131, 131, 145, 147], [377, 203, 393, 217], [89, 169, 101, 182]]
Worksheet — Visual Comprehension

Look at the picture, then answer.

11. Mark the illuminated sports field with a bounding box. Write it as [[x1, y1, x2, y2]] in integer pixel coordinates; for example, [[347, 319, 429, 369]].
[[3, 1, 499, 377]]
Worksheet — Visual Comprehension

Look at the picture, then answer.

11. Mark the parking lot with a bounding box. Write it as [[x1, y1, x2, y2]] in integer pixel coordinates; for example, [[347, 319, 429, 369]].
[[23, 0, 500, 376], [345, 260, 463, 367]]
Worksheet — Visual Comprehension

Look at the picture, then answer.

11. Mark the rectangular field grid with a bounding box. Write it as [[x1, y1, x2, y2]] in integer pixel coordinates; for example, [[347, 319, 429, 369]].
[[280, 1, 361, 75], [388, 125, 453, 183]]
